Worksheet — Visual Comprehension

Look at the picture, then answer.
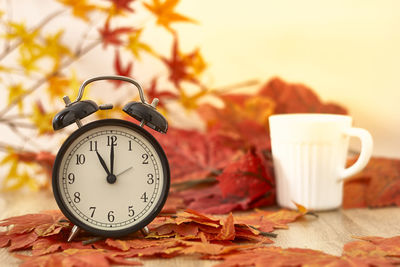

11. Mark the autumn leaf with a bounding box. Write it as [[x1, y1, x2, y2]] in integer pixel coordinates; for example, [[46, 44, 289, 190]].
[[99, 19, 134, 48], [30, 101, 57, 135], [216, 148, 275, 205], [343, 236, 400, 262], [3, 21, 39, 44], [112, 49, 133, 87], [143, 0, 197, 32], [57, 0, 99, 21], [40, 30, 71, 70], [46, 75, 71, 100], [161, 35, 206, 88], [212, 246, 395, 267], [7, 83, 27, 113], [259, 77, 348, 114], [108, 0, 136, 13], [154, 127, 239, 182], [343, 157, 400, 209], [125, 29, 154, 60], [16, 248, 142, 267], [143, 78, 178, 109], [0, 210, 69, 251]]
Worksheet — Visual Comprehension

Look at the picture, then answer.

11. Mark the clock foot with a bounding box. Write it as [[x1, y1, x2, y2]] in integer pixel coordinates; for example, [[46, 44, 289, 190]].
[[67, 225, 80, 242], [140, 226, 149, 236]]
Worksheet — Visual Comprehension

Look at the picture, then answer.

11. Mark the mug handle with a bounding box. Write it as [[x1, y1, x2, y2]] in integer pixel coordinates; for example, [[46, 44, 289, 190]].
[[339, 127, 373, 180]]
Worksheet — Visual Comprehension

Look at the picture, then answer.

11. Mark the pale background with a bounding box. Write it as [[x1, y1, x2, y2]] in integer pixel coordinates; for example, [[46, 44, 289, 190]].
[[1, 0, 400, 158]]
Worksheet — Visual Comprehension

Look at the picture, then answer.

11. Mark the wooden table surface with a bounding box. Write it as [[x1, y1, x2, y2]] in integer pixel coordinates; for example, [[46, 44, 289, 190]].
[[1, 191, 400, 266]]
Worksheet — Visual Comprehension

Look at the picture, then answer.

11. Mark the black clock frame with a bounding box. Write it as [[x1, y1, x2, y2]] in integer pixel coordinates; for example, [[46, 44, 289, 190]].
[[52, 119, 170, 238]]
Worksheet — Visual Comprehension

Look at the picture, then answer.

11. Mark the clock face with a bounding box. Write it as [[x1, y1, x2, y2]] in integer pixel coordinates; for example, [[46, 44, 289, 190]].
[[52, 119, 170, 237]]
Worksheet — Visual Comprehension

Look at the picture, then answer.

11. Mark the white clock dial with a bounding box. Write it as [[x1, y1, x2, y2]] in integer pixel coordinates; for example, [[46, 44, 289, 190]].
[[53, 120, 169, 236]]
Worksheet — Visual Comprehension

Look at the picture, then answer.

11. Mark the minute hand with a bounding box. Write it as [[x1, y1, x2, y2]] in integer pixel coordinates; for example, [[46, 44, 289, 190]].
[[96, 151, 110, 176], [110, 143, 115, 175]]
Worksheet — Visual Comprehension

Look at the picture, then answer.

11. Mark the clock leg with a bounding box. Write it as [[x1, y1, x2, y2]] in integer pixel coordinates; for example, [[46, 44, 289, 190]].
[[67, 225, 80, 242], [140, 226, 149, 236]]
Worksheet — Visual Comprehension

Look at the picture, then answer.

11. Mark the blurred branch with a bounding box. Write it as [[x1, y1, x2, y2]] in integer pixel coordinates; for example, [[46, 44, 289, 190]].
[[0, 8, 65, 61], [0, 39, 102, 118]]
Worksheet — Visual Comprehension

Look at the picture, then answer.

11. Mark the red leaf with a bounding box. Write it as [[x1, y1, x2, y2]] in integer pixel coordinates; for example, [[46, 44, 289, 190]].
[[343, 157, 400, 208], [161, 35, 203, 87], [216, 149, 274, 203], [99, 19, 134, 48], [108, 0, 136, 13], [112, 49, 133, 87], [259, 77, 347, 114], [155, 127, 239, 182], [144, 78, 178, 108]]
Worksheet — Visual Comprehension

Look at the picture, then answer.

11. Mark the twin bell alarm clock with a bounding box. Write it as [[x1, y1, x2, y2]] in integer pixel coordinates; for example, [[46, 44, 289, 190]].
[[51, 75, 170, 241]]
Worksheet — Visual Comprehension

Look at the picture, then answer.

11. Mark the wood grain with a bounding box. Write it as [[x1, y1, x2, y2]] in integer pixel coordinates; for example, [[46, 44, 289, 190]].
[[1, 191, 399, 266]]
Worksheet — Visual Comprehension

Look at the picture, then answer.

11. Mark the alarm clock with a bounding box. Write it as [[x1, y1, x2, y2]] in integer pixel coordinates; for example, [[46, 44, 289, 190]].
[[52, 75, 170, 241]]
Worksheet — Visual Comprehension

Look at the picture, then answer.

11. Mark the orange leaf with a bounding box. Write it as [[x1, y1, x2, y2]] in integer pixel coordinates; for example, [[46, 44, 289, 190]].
[[143, 0, 196, 32]]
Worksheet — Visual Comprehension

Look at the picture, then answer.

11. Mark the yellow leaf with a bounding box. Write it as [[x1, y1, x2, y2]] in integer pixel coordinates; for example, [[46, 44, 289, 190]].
[[41, 30, 71, 70], [57, 0, 101, 21], [8, 83, 27, 113], [30, 102, 57, 135], [3, 21, 39, 45], [18, 47, 42, 74], [143, 0, 197, 32], [0, 148, 39, 191], [178, 89, 208, 111], [125, 29, 155, 60]]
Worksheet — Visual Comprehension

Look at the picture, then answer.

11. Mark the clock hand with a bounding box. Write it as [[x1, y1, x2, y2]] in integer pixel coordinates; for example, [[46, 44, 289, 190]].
[[110, 143, 114, 175], [96, 151, 110, 176], [116, 166, 133, 177]]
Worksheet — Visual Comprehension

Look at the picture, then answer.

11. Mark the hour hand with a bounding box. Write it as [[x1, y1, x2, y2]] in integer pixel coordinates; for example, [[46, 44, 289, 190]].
[[96, 151, 110, 176]]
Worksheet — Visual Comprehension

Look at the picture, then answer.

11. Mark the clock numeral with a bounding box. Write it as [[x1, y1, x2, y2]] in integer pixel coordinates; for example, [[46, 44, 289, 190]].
[[142, 154, 149, 164], [128, 140, 132, 151], [73, 192, 80, 203], [68, 173, 75, 184], [147, 173, 154, 184], [89, 140, 98, 151], [107, 211, 115, 222], [76, 154, 85, 165], [128, 206, 135, 217], [141, 192, 148, 202], [89, 207, 96, 218], [107, 135, 118, 146]]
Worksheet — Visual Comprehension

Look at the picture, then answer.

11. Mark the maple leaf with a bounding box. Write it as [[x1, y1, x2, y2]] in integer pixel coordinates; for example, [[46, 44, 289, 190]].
[[0, 210, 69, 251], [259, 77, 348, 114], [216, 148, 275, 204], [154, 127, 239, 182], [46, 75, 71, 100], [143, 0, 197, 32], [4, 21, 39, 45], [343, 157, 400, 208], [30, 101, 57, 135], [125, 29, 154, 60], [161, 35, 206, 88], [343, 236, 400, 262], [108, 0, 136, 13], [213, 246, 395, 267], [176, 149, 275, 214], [99, 19, 134, 48], [40, 30, 71, 70], [112, 49, 133, 87], [57, 0, 99, 21], [16, 248, 142, 267], [7, 83, 27, 113], [143, 78, 178, 109]]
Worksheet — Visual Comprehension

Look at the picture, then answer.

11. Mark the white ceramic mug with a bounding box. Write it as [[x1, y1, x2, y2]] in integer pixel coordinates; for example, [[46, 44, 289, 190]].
[[269, 114, 373, 211]]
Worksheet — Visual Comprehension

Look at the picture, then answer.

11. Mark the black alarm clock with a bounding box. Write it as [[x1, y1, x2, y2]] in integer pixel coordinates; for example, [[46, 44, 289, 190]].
[[52, 75, 170, 241]]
